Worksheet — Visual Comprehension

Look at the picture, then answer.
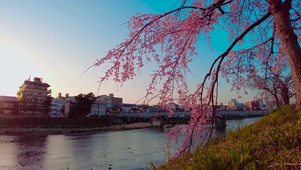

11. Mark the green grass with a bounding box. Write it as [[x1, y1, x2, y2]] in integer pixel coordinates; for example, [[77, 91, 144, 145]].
[[155, 106, 301, 170]]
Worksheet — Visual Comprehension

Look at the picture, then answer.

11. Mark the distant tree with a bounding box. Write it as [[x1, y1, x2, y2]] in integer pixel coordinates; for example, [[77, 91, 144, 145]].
[[74, 92, 97, 118], [91, 0, 301, 157], [274, 73, 295, 106], [248, 63, 295, 109], [249, 74, 281, 108], [41, 95, 53, 117]]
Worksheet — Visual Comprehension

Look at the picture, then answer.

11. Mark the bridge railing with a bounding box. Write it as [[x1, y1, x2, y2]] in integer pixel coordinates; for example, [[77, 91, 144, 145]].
[[111, 110, 268, 118], [112, 111, 191, 118], [216, 110, 269, 116]]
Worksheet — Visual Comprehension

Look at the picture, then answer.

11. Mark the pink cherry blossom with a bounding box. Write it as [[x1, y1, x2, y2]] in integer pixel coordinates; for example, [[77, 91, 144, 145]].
[[91, 0, 301, 158]]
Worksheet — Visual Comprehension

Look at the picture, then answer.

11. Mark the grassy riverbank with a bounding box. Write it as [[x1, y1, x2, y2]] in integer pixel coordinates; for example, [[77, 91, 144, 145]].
[[156, 106, 301, 169], [0, 122, 153, 135]]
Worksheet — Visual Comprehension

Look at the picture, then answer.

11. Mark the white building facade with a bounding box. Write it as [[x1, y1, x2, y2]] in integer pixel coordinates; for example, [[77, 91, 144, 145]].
[[89, 100, 107, 117]]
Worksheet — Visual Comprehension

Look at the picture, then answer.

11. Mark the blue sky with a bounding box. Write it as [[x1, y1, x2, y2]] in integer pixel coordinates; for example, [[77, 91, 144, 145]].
[[0, 0, 255, 105]]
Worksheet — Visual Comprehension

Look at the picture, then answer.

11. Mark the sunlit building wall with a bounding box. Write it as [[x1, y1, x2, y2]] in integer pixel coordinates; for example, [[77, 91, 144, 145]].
[[228, 99, 239, 108]]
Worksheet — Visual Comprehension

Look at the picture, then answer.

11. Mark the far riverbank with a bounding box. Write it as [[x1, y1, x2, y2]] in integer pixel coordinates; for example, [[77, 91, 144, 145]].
[[0, 122, 153, 135]]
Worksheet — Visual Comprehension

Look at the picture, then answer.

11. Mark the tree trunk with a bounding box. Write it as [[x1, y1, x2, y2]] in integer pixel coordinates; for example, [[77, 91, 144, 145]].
[[273, 87, 280, 109], [281, 87, 290, 105], [268, 0, 301, 111]]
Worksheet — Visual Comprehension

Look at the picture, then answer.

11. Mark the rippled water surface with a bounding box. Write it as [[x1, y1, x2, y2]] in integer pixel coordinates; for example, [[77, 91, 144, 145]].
[[0, 117, 261, 170]]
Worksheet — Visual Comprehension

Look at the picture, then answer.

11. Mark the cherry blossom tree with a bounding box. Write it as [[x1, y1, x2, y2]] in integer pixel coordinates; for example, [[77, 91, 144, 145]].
[[247, 63, 295, 109], [276, 72, 295, 105], [93, 0, 301, 156]]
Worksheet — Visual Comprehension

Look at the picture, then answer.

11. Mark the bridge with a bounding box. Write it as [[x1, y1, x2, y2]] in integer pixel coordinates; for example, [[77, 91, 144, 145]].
[[216, 109, 269, 119], [109, 109, 269, 125]]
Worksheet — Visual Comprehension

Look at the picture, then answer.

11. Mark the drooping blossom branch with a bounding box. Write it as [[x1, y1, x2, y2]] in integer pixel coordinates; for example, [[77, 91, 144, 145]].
[[91, 0, 301, 158]]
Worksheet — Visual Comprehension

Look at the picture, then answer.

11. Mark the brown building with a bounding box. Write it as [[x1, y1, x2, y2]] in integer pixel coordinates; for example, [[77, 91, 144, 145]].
[[0, 96, 19, 116], [17, 77, 51, 116], [245, 100, 260, 110]]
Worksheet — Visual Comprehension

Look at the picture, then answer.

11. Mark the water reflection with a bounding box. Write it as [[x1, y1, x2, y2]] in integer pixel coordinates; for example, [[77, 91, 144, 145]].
[[43, 130, 169, 170], [0, 117, 261, 170], [0, 134, 47, 170], [16, 135, 47, 169], [45, 135, 74, 170], [0, 136, 18, 170]]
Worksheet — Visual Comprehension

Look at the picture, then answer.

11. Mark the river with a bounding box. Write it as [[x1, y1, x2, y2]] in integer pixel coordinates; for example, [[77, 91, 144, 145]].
[[0, 117, 261, 170]]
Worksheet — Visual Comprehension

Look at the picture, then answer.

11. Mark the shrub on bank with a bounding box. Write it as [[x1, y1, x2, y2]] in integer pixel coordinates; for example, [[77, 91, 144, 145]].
[[156, 106, 301, 169]]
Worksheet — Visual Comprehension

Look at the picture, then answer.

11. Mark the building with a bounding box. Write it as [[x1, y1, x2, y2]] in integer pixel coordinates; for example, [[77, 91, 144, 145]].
[[98, 93, 122, 108], [245, 99, 264, 110], [89, 100, 107, 117], [228, 99, 247, 110], [122, 103, 136, 113], [49, 98, 65, 117], [49, 93, 69, 117], [0, 96, 19, 116], [17, 77, 51, 116], [228, 99, 239, 108], [64, 94, 108, 118], [64, 96, 76, 117], [135, 104, 149, 113], [257, 99, 264, 108], [98, 93, 123, 114]]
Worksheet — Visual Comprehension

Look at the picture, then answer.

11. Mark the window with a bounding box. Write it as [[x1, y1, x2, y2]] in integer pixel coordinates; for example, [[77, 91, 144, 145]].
[[4, 103, 14, 108]]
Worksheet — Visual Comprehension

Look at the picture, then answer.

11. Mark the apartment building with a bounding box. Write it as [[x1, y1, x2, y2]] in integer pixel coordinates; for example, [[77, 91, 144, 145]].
[[228, 99, 239, 108], [98, 93, 122, 114], [17, 77, 51, 116], [64, 96, 77, 117], [89, 100, 107, 117], [98, 93, 122, 108], [49, 93, 70, 117], [0, 96, 19, 116]]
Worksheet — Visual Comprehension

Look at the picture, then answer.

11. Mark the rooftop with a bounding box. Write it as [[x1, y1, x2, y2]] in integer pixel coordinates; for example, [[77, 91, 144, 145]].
[[0, 96, 18, 102]]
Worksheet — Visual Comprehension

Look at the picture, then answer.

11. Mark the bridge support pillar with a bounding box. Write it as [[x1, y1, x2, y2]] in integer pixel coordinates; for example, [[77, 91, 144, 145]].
[[215, 116, 226, 131]]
